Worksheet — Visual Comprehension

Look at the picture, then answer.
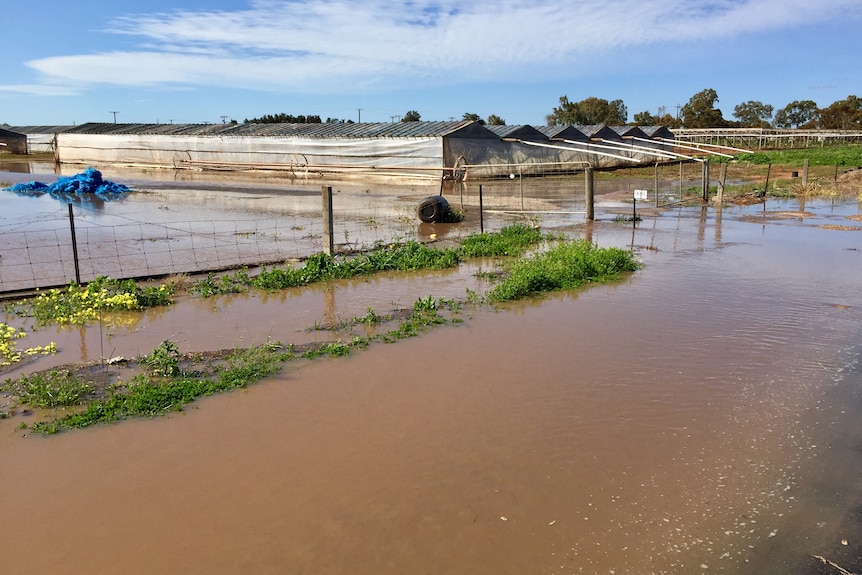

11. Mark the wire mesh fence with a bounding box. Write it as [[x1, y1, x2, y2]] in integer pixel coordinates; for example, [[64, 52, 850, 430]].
[[0, 189, 433, 293], [2, 161, 755, 295]]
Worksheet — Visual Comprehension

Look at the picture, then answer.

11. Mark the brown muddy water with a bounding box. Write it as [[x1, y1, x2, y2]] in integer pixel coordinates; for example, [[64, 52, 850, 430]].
[[1, 168, 862, 575]]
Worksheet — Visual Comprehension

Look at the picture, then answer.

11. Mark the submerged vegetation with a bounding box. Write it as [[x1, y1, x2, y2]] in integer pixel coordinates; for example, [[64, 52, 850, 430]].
[[1, 223, 638, 434], [7, 294, 459, 434]]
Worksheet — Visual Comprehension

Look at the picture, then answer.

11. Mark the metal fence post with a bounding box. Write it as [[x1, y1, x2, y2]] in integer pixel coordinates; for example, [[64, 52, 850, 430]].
[[322, 185, 334, 255], [478, 184, 484, 234], [702, 159, 710, 202], [68, 203, 81, 284]]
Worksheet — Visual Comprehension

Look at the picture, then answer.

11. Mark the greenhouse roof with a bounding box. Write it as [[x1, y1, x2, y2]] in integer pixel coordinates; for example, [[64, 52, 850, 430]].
[[59, 120, 491, 139]]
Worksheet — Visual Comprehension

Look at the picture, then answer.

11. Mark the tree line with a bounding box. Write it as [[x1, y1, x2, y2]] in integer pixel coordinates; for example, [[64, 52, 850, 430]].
[[245, 111, 507, 125], [244, 113, 353, 124], [243, 90, 861, 130], [546, 89, 862, 130]]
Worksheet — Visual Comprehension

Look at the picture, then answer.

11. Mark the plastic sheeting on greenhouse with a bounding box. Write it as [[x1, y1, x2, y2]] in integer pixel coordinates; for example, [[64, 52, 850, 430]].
[[6, 167, 131, 203]]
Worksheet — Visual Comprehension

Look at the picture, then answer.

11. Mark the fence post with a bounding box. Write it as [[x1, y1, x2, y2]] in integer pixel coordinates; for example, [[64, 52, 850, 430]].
[[701, 159, 710, 202], [802, 158, 809, 187], [478, 184, 484, 234], [321, 185, 334, 255], [68, 203, 81, 284], [519, 165, 524, 211], [715, 162, 728, 204], [585, 167, 595, 221]]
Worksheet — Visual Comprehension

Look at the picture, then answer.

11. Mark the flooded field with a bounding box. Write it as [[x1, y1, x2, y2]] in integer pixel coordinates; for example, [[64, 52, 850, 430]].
[[1, 167, 862, 574], [0, 163, 690, 292]]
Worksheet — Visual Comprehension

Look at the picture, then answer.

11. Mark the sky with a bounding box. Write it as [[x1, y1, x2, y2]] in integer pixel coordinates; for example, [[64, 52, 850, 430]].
[[1, 0, 861, 127]]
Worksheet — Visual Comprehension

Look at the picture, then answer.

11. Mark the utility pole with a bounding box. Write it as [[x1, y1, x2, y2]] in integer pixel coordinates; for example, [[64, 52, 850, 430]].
[[220, 115, 228, 124], [357, 108, 362, 123], [110, 111, 118, 123], [390, 115, 399, 123]]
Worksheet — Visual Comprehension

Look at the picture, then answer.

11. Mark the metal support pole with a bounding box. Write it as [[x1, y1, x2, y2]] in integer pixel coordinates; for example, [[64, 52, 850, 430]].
[[321, 185, 334, 255], [802, 158, 809, 187], [585, 167, 595, 221], [68, 203, 81, 284], [479, 184, 484, 233]]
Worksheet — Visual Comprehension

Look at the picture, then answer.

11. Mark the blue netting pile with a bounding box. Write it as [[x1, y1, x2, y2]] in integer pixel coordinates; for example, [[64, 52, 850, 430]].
[[5, 167, 132, 203]]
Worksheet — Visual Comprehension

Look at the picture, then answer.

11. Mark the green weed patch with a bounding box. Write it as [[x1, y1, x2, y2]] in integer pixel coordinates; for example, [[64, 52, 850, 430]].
[[733, 145, 862, 167], [6, 276, 174, 326], [486, 240, 637, 302]]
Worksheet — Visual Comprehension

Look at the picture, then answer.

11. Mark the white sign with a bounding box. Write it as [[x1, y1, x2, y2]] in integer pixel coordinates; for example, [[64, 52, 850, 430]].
[[633, 189, 648, 200]]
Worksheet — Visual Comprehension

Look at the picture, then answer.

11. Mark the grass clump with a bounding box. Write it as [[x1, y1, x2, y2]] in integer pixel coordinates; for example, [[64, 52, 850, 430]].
[[2, 369, 92, 408], [487, 240, 637, 302], [27, 341, 291, 434], [459, 222, 544, 257]]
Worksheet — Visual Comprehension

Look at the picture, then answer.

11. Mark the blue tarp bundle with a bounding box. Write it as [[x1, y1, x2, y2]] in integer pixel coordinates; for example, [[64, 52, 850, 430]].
[[6, 167, 132, 203]]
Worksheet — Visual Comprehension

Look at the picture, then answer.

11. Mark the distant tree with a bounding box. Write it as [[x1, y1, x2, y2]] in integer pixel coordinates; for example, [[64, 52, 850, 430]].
[[733, 100, 774, 128], [773, 100, 818, 128], [633, 106, 680, 128], [656, 114, 682, 129], [546, 96, 627, 126], [815, 95, 862, 130], [245, 113, 322, 123], [462, 112, 485, 125], [680, 89, 728, 128], [633, 111, 657, 125], [402, 110, 422, 122], [486, 114, 506, 126]]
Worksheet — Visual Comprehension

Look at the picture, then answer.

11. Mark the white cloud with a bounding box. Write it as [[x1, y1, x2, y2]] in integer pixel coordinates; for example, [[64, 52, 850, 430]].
[[0, 84, 82, 96], [11, 0, 862, 94]]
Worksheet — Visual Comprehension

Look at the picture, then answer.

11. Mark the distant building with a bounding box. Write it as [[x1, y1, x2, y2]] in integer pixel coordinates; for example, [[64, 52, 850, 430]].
[[0, 127, 27, 155]]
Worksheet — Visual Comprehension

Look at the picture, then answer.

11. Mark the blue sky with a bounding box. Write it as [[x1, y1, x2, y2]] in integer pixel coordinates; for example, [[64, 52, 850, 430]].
[[1, 0, 860, 127]]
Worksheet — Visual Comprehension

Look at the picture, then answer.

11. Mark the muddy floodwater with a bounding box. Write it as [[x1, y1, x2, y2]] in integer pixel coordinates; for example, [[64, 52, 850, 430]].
[[1, 169, 862, 574]]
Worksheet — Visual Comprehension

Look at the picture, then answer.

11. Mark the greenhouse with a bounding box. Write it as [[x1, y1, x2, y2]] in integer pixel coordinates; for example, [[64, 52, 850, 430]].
[[6, 121, 695, 180]]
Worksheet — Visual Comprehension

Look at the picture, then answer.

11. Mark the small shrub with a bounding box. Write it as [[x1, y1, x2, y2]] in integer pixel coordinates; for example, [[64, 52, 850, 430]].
[[140, 340, 181, 377]]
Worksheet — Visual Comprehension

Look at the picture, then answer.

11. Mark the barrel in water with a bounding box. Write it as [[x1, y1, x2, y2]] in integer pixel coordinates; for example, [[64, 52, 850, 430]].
[[417, 195, 450, 223]]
